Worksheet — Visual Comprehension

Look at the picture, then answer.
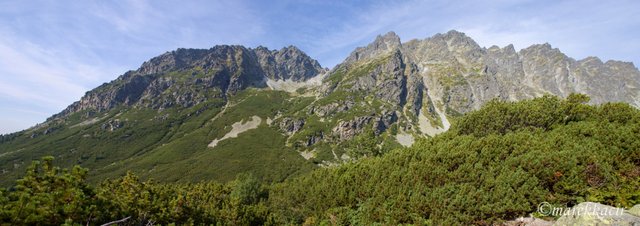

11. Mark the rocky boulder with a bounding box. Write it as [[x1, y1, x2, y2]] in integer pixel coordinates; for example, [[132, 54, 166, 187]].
[[101, 119, 123, 132], [278, 117, 305, 135], [309, 100, 355, 117], [332, 116, 374, 141]]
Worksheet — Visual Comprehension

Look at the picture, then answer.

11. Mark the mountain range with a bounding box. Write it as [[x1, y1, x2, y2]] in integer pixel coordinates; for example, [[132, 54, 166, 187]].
[[1, 30, 639, 185]]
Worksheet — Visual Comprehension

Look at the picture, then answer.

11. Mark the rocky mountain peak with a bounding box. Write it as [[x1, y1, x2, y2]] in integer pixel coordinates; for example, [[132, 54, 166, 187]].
[[138, 47, 223, 75], [280, 45, 303, 54], [502, 44, 516, 54], [520, 43, 562, 56], [138, 51, 176, 75], [579, 56, 604, 65], [345, 31, 402, 64], [435, 30, 482, 51], [605, 60, 637, 70], [487, 44, 517, 56], [374, 31, 402, 49], [55, 44, 324, 118], [254, 45, 324, 81], [136, 44, 324, 83]]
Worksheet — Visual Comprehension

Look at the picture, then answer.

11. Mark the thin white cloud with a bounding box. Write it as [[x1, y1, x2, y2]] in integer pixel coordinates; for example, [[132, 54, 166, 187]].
[[304, 0, 639, 67], [457, 20, 548, 50], [92, 0, 156, 34], [0, 29, 122, 132], [0, 39, 87, 105], [0, 119, 34, 135], [0, 105, 52, 134]]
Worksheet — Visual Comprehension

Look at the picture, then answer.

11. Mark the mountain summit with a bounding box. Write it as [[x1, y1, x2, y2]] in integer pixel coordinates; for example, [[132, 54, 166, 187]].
[[1, 30, 639, 184], [56, 45, 324, 118]]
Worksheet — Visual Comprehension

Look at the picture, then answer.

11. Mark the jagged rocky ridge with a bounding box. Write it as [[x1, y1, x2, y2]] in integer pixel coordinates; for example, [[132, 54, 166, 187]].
[[54, 45, 325, 118], [308, 30, 640, 143]]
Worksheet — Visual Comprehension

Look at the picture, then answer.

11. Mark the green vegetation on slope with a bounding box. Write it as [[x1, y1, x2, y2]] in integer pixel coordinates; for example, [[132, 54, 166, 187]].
[[99, 89, 316, 183], [268, 94, 640, 224], [0, 99, 226, 185], [0, 89, 316, 186], [1, 94, 638, 225]]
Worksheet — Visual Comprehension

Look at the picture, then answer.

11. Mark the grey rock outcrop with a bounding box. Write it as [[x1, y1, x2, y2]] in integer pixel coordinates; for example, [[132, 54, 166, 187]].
[[309, 100, 355, 117], [306, 132, 324, 146], [345, 31, 401, 64], [101, 119, 123, 132], [629, 205, 640, 217], [332, 116, 375, 141], [372, 111, 398, 134], [278, 117, 305, 135], [255, 46, 324, 81]]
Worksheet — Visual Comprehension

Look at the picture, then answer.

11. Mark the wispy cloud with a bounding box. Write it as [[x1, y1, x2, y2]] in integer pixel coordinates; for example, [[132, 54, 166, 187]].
[[290, 0, 639, 67], [0, 29, 122, 134], [0, 38, 94, 100], [453, 0, 640, 63], [92, 0, 155, 33]]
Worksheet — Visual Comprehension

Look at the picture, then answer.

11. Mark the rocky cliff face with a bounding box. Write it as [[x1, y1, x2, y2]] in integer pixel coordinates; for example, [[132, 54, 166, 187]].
[[410, 31, 640, 111], [54, 45, 325, 119], [255, 46, 324, 81], [316, 30, 640, 143]]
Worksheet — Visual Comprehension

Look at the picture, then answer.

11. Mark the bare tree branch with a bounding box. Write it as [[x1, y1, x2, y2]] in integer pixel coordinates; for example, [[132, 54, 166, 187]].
[[100, 216, 131, 226]]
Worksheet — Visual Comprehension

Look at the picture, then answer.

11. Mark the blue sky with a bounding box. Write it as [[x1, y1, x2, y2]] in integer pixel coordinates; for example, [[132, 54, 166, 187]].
[[1, 0, 639, 134]]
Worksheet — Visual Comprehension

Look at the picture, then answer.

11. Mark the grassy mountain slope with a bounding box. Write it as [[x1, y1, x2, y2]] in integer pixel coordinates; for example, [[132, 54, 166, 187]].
[[0, 89, 317, 185]]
